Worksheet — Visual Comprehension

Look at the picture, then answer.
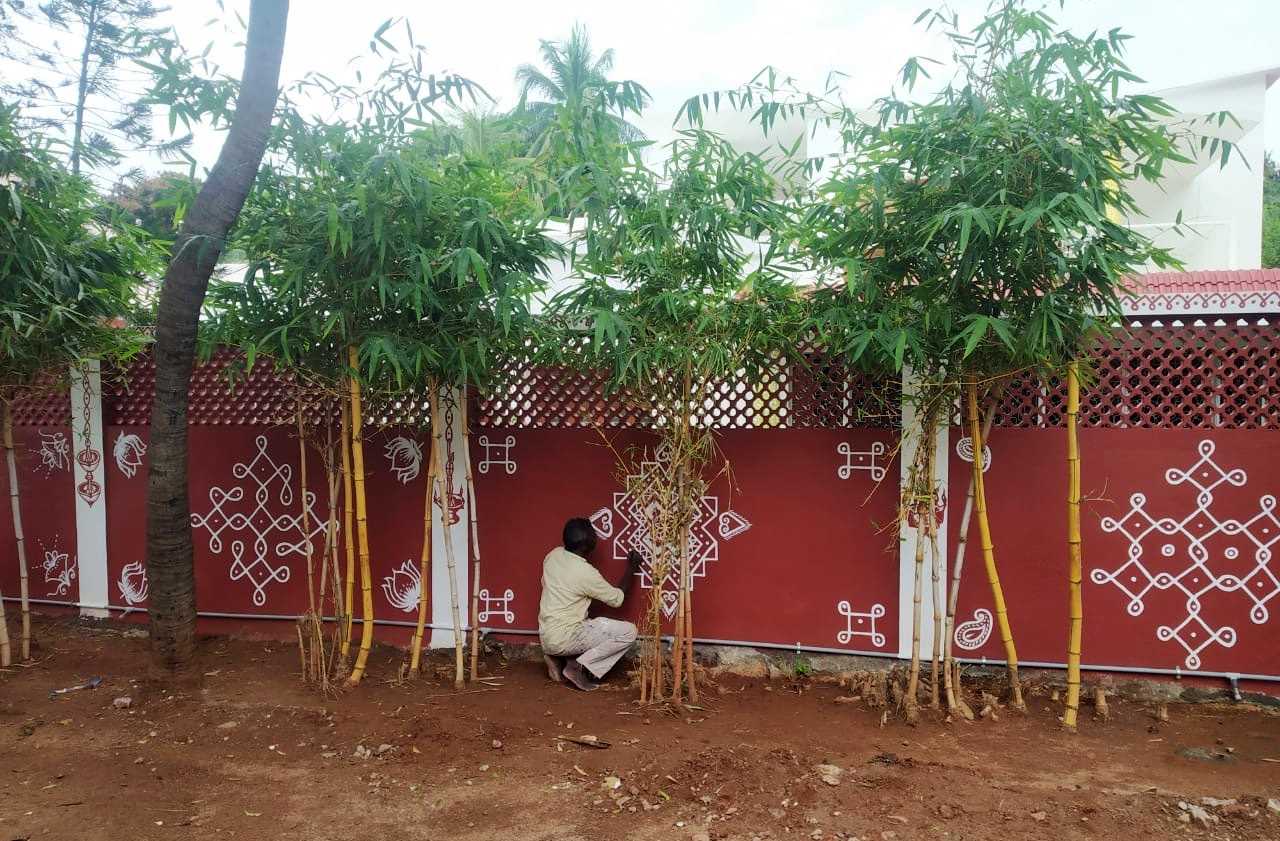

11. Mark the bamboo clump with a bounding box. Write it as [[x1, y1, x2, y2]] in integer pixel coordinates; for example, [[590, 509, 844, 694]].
[[634, 439, 705, 706], [633, 367, 713, 708], [1063, 360, 1084, 731], [901, 389, 942, 726], [462, 394, 484, 682], [317, 420, 347, 681], [966, 377, 1025, 711], [407, 385, 439, 677], [294, 404, 328, 688], [3, 402, 31, 662], [943, 379, 1003, 720], [623, 376, 713, 709], [926, 425, 943, 712], [346, 346, 376, 686]]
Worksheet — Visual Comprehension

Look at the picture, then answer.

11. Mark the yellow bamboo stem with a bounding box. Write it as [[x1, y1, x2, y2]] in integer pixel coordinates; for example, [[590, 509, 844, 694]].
[[944, 382, 1002, 716], [346, 346, 375, 686], [4, 402, 31, 662], [1064, 361, 1083, 732], [408, 386, 439, 677], [462, 394, 483, 682], [967, 378, 1024, 711], [338, 394, 356, 664]]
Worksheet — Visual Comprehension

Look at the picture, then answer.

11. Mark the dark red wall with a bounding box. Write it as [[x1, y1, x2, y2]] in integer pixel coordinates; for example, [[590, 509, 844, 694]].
[[471, 427, 902, 654], [0, 426, 79, 605], [948, 427, 1280, 677], [7, 383, 1279, 687]]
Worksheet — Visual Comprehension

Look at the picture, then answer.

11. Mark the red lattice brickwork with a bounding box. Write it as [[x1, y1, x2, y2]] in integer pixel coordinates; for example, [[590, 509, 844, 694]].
[[106, 351, 300, 426], [7, 387, 71, 427], [475, 354, 899, 430], [995, 319, 1279, 429], [105, 350, 430, 429]]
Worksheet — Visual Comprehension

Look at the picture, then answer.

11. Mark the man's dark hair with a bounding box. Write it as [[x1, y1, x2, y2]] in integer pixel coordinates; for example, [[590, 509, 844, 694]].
[[563, 517, 598, 557]]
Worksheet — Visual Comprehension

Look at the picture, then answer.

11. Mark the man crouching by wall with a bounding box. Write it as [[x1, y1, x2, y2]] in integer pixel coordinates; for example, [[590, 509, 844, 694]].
[[539, 517, 641, 691]]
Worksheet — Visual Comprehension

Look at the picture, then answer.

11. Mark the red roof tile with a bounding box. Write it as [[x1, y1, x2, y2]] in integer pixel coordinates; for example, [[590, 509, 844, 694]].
[[1128, 269, 1280, 296]]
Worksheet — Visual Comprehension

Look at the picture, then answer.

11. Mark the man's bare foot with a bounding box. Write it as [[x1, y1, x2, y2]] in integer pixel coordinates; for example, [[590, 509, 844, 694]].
[[543, 654, 565, 683], [562, 660, 599, 692]]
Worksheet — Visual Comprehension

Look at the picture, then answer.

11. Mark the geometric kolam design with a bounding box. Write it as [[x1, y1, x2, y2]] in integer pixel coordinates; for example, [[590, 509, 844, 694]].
[[477, 434, 517, 475], [836, 440, 887, 482], [477, 588, 515, 624], [836, 600, 886, 648], [381, 559, 421, 613], [117, 560, 149, 606], [113, 432, 148, 478], [954, 436, 992, 473], [590, 441, 751, 619], [1093, 439, 1278, 670], [953, 608, 994, 651], [384, 436, 423, 485], [42, 543, 77, 597], [190, 435, 328, 607]]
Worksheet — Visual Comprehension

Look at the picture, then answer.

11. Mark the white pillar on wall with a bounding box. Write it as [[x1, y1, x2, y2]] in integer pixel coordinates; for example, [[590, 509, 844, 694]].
[[896, 368, 950, 660], [428, 385, 471, 648], [69, 361, 109, 618]]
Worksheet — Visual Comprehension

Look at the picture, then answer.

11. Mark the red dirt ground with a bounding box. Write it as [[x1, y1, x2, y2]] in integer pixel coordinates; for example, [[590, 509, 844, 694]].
[[2, 616, 1279, 841]]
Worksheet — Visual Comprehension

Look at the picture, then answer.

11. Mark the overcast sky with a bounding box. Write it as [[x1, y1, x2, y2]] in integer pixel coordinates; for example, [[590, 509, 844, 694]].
[[22, 0, 1280, 179]]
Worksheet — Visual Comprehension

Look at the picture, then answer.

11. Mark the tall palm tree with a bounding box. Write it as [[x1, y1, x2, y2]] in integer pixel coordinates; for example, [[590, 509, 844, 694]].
[[515, 24, 649, 148]]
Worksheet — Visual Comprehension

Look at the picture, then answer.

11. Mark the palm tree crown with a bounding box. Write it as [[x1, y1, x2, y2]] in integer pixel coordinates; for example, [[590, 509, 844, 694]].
[[515, 24, 649, 144]]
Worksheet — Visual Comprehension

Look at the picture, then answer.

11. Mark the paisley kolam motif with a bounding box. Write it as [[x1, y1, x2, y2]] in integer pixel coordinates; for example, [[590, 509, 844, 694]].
[[955, 436, 992, 473], [954, 608, 994, 650]]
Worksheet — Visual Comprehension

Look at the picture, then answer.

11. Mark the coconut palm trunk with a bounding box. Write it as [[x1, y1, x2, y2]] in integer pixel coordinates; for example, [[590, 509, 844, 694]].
[[966, 377, 1024, 711], [146, 0, 289, 673], [1063, 361, 1084, 731], [346, 348, 376, 685], [3, 402, 30, 661]]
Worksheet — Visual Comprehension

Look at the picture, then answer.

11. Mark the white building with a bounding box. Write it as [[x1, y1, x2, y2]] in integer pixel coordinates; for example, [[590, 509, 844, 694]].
[[1125, 66, 1280, 271]]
